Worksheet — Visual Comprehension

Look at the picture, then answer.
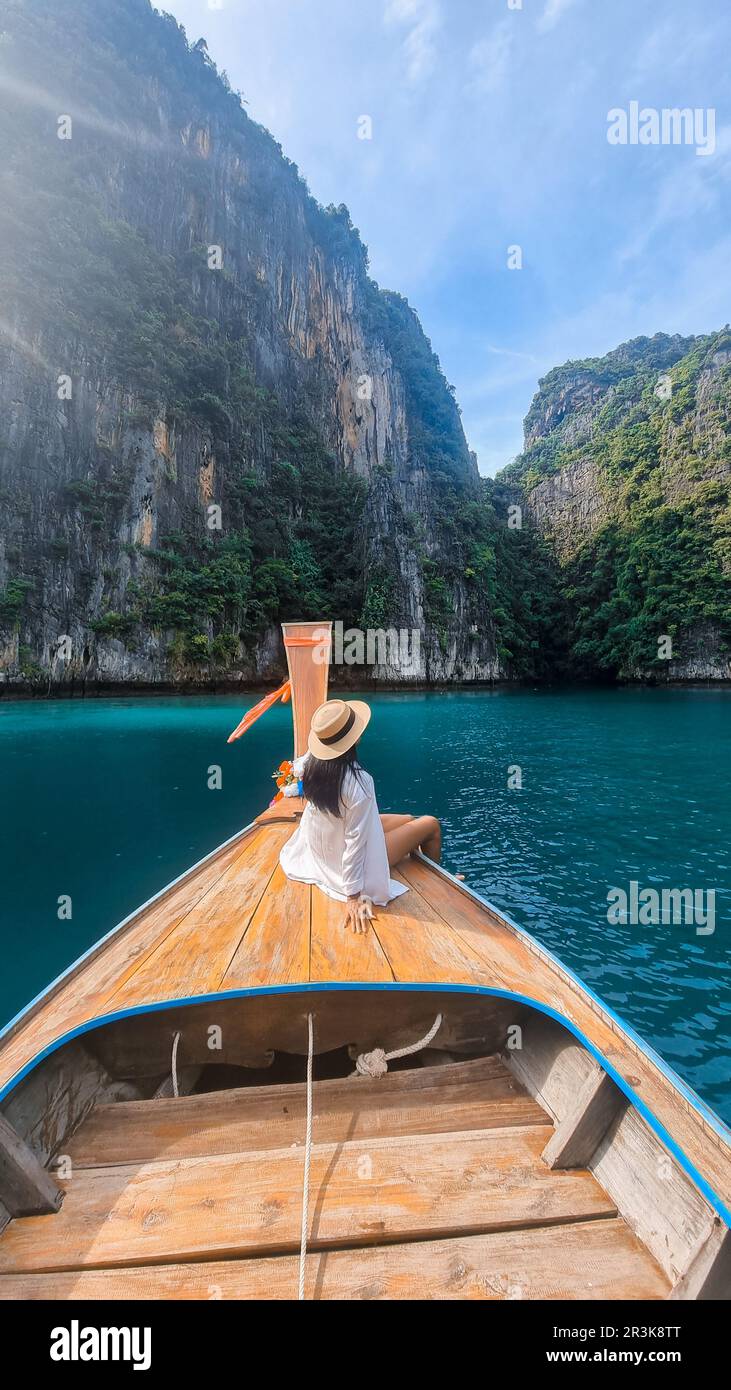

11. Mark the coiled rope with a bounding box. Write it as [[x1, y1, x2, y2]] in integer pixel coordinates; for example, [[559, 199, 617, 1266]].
[[353, 1012, 443, 1077]]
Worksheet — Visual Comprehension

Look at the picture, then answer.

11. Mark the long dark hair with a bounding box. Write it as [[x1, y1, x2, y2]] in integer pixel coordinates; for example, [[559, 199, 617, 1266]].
[[302, 744, 365, 817]]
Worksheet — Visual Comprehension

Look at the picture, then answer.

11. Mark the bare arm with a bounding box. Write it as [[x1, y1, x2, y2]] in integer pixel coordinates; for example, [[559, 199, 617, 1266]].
[[342, 782, 375, 933]]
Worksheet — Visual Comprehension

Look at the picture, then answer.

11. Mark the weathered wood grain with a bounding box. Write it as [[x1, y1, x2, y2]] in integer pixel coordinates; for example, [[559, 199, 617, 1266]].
[[0, 1219, 669, 1301], [542, 1066, 626, 1169], [371, 874, 493, 984], [0, 1126, 616, 1273], [0, 1114, 62, 1217], [504, 1011, 720, 1282], [108, 827, 289, 1006], [63, 1057, 545, 1167], [222, 864, 310, 987], [309, 885, 393, 983], [669, 1219, 731, 1300], [399, 861, 731, 1219], [592, 1105, 723, 1283]]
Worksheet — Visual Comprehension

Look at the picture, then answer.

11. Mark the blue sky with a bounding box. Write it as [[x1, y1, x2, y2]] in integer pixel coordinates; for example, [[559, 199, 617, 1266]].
[[162, 0, 731, 474]]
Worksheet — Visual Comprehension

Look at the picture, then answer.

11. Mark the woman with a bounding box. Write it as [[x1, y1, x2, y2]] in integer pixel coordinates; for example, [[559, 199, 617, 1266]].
[[280, 698, 442, 933]]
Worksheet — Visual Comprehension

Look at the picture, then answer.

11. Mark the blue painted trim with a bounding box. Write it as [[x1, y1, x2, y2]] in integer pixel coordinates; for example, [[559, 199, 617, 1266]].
[[0, 979, 728, 1227]]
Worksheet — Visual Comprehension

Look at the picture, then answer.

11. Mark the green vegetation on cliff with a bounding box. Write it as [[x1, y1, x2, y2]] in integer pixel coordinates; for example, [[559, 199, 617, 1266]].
[[501, 331, 731, 677], [88, 405, 369, 667]]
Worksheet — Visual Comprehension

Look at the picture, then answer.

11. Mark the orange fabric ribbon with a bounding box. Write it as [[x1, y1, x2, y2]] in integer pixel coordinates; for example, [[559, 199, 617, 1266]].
[[226, 679, 291, 744]]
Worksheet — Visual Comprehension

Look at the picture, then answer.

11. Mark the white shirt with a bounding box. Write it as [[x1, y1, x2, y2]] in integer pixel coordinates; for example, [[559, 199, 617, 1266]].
[[279, 762, 409, 906]]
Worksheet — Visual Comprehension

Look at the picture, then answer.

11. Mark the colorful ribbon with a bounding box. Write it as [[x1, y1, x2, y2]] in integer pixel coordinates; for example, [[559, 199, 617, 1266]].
[[227, 679, 291, 744]]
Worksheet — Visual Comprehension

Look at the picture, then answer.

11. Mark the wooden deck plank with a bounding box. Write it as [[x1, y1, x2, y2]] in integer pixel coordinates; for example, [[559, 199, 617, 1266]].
[[397, 858, 553, 999], [255, 798, 304, 824], [0, 1218, 669, 1300], [0, 1126, 616, 1273], [309, 885, 393, 983], [370, 873, 495, 985], [108, 827, 289, 1007], [221, 864, 310, 988], [89, 840, 257, 1003], [63, 1060, 545, 1167]]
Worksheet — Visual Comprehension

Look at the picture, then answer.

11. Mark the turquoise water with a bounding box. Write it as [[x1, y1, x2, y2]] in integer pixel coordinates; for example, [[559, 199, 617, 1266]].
[[0, 689, 729, 1122]]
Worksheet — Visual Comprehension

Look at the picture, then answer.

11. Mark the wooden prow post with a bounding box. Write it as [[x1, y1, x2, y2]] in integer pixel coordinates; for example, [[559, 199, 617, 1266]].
[[281, 621, 332, 759]]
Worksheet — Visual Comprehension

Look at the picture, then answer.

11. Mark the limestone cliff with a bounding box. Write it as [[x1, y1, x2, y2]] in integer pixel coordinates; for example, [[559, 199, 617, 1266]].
[[0, 0, 500, 689]]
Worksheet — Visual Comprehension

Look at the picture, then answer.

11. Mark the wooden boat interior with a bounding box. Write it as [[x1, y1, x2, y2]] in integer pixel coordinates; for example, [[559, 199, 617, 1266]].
[[0, 621, 728, 1300]]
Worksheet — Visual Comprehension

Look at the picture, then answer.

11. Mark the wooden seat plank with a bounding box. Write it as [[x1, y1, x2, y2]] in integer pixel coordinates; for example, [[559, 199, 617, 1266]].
[[64, 1060, 545, 1167], [0, 1126, 615, 1273], [0, 1218, 669, 1301]]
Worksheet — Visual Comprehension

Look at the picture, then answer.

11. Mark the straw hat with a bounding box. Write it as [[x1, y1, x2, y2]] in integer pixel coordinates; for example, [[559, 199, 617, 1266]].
[[307, 699, 371, 761]]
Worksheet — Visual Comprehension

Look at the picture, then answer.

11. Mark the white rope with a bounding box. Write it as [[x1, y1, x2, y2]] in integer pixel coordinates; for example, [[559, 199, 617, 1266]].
[[298, 1012, 315, 1301], [353, 1012, 443, 1078], [171, 1030, 181, 1099]]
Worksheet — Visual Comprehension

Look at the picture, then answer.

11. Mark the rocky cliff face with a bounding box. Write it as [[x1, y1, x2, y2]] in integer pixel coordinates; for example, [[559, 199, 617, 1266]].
[[0, 0, 500, 690], [524, 458, 610, 561], [506, 332, 731, 680]]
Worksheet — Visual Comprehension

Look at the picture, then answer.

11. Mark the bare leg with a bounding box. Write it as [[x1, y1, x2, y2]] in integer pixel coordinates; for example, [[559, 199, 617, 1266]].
[[380, 813, 414, 833], [384, 814, 442, 867]]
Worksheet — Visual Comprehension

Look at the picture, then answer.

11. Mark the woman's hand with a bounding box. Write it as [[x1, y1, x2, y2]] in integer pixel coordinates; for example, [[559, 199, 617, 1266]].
[[344, 894, 374, 934]]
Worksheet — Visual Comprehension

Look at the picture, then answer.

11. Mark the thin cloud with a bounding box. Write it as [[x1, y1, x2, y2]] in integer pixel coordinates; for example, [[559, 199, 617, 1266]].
[[468, 20, 514, 95], [384, 0, 442, 85], [486, 344, 541, 363], [617, 125, 731, 264], [461, 353, 553, 404], [629, 17, 722, 81], [537, 0, 581, 34]]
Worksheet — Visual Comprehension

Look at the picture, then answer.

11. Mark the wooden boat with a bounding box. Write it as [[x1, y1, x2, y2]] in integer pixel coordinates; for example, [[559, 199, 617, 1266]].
[[0, 620, 728, 1301]]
